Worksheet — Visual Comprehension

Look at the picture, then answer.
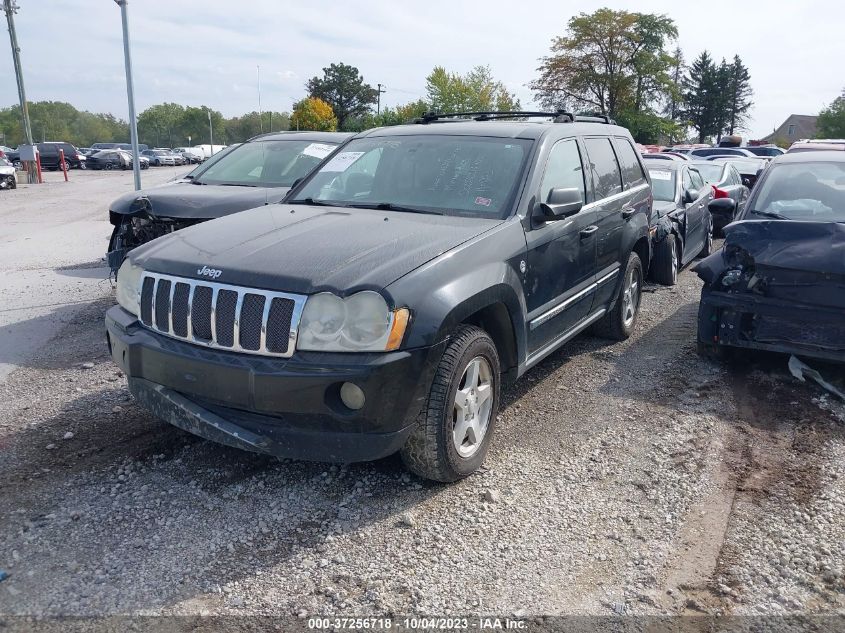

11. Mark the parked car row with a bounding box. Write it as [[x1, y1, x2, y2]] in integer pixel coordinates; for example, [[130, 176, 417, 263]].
[[101, 115, 843, 483]]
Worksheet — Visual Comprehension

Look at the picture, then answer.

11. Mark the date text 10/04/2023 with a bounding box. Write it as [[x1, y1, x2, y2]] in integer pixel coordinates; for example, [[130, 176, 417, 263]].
[[307, 617, 528, 630]]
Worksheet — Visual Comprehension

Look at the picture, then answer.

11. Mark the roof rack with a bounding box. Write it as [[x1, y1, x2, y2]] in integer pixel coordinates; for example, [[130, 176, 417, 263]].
[[414, 110, 616, 125], [415, 110, 575, 124]]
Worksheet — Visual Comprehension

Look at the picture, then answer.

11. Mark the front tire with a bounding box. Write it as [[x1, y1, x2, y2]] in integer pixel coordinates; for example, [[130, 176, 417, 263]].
[[650, 234, 678, 286], [400, 325, 500, 482], [592, 251, 643, 341]]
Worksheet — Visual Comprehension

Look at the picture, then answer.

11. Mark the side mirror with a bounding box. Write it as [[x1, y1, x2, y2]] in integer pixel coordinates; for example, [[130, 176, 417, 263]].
[[539, 187, 583, 220], [682, 189, 698, 205], [708, 198, 737, 215]]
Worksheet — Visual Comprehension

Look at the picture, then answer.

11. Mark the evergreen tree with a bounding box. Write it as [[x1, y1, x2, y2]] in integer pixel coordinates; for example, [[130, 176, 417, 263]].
[[682, 51, 722, 143], [724, 55, 754, 135]]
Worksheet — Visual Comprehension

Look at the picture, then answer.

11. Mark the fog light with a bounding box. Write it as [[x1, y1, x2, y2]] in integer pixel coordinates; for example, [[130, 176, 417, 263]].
[[340, 382, 365, 411]]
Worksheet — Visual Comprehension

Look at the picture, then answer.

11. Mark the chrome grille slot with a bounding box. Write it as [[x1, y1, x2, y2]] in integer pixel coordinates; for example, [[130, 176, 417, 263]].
[[154, 279, 172, 332], [215, 289, 238, 347], [239, 294, 266, 351], [266, 297, 295, 353], [140, 277, 155, 326], [171, 283, 191, 337], [191, 286, 213, 340], [138, 272, 306, 358]]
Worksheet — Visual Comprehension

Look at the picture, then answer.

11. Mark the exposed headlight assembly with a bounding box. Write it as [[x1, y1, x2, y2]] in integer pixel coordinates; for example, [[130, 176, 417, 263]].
[[116, 258, 144, 316], [297, 291, 409, 352]]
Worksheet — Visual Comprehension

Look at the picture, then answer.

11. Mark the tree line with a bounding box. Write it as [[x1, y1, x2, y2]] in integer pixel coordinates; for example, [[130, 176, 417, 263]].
[[4, 7, 843, 148]]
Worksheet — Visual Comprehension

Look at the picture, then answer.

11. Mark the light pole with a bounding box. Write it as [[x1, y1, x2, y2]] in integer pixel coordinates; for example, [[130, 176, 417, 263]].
[[114, 0, 141, 190], [3, 0, 35, 182], [207, 108, 214, 156], [257, 64, 262, 134]]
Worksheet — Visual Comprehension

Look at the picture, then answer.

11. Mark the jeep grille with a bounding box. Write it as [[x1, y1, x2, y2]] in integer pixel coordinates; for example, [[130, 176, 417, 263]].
[[138, 272, 306, 358]]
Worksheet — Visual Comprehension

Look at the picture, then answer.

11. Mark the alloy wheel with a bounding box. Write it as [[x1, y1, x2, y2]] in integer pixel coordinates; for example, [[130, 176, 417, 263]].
[[452, 356, 494, 459], [622, 266, 640, 328]]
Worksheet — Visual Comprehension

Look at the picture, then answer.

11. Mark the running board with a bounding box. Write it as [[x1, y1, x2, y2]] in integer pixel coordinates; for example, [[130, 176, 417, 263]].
[[522, 308, 607, 372]]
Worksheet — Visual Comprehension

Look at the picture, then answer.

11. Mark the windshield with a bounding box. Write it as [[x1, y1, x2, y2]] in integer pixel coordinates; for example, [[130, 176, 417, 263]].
[[647, 168, 676, 202], [193, 139, 338, 188], [693, 163, 724, 183], [291, 135, 532, 218], [748, 162, 845, 221], [718, 159, 766, 174]]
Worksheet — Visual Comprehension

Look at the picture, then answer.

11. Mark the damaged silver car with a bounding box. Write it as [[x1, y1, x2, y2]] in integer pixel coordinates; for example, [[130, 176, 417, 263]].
[[106, 131, 352, 273], [695, 151, 845, 363]]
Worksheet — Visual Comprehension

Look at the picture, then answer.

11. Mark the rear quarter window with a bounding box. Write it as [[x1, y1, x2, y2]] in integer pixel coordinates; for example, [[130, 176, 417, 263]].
[[614, 137, 647, 189], [584, 137, 623, 200]]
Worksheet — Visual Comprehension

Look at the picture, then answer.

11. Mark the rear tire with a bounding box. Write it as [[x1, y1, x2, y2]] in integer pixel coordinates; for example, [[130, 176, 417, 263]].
[[650, 234, 678, 286], [400, 325, 500, 482], [592, 252, 643, 341]]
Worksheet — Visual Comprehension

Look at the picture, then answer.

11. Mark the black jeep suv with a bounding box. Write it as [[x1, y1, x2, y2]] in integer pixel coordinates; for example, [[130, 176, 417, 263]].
[[106, 112, 653, 482]]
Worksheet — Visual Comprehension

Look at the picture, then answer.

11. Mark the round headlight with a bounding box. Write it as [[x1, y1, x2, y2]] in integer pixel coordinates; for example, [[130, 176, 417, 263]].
[[343, 291, 391, 346], [115, 259, 144, 316], [301, 292, 346, 341]]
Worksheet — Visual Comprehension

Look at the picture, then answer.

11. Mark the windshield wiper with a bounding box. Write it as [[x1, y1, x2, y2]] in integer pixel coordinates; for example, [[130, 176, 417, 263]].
[[749, 209, 790, 220], [289, 197, 350, 207], [218, 182, 258, 187], [351, 202, 444, 215]]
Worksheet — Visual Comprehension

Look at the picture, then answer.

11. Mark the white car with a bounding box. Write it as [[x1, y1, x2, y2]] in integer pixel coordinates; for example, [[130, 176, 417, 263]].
[[142, 149, 176, 166], [0, 157, 17, 190]]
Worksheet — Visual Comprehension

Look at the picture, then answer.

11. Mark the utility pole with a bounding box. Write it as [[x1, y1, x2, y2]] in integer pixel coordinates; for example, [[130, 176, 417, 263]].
[[3, 0, 35, 183], [114, 0, 141, 190], [207, 108, 214, 155], [257, 64, 262, 134], [376, 83, 386, 115]]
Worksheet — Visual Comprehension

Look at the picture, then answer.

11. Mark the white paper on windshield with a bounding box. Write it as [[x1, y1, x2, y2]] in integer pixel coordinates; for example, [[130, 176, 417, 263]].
[[321, 151, 365, 172], [650, 170, 672, 181], [302, 143, 336, 159]]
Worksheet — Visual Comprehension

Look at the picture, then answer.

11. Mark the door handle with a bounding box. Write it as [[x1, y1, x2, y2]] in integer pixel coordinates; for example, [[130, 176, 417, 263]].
[[622, 207, 636, 220], [580, 225, 598, 239]]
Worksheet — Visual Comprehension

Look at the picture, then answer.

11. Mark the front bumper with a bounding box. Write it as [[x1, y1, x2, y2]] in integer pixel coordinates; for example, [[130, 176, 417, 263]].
[[697, 287, 845, 363], [106, 306, 444, 462]]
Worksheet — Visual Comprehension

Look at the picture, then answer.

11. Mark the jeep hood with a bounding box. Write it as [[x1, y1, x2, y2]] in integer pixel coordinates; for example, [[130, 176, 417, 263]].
[[130, 204, 502, 294], [109, 181, 289, 220]]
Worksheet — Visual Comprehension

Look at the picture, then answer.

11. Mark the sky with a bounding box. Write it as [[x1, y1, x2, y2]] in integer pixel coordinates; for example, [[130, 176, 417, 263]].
[[1, 0, 843, 140]]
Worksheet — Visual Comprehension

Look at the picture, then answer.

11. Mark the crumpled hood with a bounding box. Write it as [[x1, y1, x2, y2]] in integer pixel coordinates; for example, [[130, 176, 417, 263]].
[[695, 219, 845, 284], [131, 204, 502, 294], [109, 181, 290, 220]]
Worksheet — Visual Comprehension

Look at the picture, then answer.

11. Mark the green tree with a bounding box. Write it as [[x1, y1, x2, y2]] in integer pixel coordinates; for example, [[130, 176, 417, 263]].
[[682, 51, 723, 143], [290, 97, 338, 131], [817, 89, 845, 138], [137, 103, 185, 147], [179, 106, 226, 145], [306, 63, 378, 131], [426, 65, 520, 113], [0, 101, 128, 146], [530, 9, 676, 118], [724, 55, 753, 135], [225, 111, 290, 142]]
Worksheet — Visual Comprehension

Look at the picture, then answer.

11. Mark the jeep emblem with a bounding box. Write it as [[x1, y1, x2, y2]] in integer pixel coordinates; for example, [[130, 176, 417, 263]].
[[197, 265, 222, 279]]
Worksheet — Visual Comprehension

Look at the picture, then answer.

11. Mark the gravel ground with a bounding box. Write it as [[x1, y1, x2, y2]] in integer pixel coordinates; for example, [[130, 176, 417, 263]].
[[1, 174, 844, 624]]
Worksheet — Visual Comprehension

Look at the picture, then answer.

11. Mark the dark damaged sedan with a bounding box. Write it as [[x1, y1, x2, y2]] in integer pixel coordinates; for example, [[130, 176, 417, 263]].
[[695, 151, 845, 363], [106, 131, 352, 272]]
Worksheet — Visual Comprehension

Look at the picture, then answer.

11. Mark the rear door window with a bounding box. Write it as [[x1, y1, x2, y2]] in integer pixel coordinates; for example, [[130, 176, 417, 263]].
[[613, 138, 647, 189], [584, 137, 623, 200], [539, 139, 586, 205]]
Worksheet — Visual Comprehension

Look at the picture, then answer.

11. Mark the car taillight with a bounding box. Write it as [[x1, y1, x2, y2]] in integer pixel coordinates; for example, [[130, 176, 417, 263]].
[[712, 185, 729, 199]]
